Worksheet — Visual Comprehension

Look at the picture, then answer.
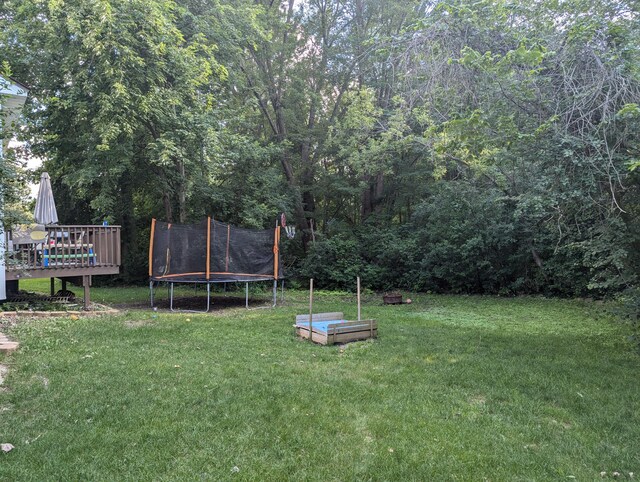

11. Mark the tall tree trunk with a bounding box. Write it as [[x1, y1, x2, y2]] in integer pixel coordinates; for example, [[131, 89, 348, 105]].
[[361, 173, 385, 219], [118, 173, 137, 280], [163, 191, 173, 223], [361, 174, 373, 219]]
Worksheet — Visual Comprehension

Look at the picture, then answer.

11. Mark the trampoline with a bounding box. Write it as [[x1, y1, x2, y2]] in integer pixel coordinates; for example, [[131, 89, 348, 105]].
[[149, 217, 283, 311]]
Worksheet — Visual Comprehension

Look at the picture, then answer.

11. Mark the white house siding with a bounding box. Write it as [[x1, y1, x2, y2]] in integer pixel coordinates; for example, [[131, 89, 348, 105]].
[[0, 76, 29, 300]]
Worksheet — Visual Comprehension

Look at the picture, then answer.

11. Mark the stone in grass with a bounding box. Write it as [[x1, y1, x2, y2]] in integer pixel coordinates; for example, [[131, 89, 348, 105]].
[[1, 443, 14, 453], [0, 342, 19, 353]]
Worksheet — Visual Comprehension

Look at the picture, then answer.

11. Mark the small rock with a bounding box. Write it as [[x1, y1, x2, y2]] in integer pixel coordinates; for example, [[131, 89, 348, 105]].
[[231, 466, 240, 473], [1, 443, 14, 453]]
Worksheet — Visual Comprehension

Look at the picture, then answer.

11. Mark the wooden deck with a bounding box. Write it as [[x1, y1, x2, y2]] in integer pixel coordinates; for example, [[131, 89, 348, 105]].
[[4, 225, 121, 308]]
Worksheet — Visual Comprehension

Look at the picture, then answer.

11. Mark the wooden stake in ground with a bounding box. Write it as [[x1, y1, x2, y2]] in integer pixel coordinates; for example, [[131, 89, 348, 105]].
[[309, 279, 314, 343], [83, 275, 91, 310], [357, 276, 361, 321]]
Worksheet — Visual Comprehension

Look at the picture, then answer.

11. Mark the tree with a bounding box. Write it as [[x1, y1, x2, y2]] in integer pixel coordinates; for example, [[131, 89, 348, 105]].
[[1, 0, 226, 279], [1, 0, 638, 294]]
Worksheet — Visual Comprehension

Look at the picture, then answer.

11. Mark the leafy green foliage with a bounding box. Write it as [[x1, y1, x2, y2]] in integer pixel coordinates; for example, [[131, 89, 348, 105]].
[[411, 184, 521, 294], [298, 235, 366, 290], [0, 72, 30, 228]]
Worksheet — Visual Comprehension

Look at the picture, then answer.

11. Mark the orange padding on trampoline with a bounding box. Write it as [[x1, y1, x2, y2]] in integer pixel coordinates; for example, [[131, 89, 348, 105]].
[[206, 217, 211, 280], [148, 218, 156, 277], [273, 226, 280, 278], [155, 272, 274, 279]]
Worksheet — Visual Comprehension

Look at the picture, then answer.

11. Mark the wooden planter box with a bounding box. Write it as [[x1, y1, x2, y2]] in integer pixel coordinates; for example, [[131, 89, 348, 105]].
[[295, 312, 377, 345]]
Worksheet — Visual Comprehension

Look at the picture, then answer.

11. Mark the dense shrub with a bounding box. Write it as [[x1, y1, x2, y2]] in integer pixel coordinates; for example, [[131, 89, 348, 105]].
[[297, 235, 368, 290], [355, 223, 419, 291], [410, 184, 526, 294], [292, 180, 637, 298]]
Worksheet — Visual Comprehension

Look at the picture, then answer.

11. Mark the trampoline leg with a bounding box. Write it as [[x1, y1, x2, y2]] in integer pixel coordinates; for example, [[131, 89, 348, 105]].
[[168, 282, 211, 313], [281, 279, 285, 303], [272, 280, 277, 307], [150, 281, 154, 308], [245, 282, 249, 309]]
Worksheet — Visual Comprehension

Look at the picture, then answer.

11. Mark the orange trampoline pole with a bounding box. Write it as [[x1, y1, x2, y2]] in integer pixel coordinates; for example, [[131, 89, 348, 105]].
[[206, 217, 211, 280], [273, 226, 280, 279], [149, 218, 156, 277]]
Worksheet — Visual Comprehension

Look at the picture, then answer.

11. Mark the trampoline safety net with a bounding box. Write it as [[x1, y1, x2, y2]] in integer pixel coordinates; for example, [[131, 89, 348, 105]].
[[149, 218, 282, 282]]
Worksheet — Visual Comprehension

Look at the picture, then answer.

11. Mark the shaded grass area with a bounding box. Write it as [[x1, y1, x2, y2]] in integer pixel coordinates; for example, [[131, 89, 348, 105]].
[[0, 290, 638, 480], [16, 278, 276, 308]]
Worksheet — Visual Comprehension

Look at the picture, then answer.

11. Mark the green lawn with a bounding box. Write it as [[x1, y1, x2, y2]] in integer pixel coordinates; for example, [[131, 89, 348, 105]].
[[0, 285, 638, 480]]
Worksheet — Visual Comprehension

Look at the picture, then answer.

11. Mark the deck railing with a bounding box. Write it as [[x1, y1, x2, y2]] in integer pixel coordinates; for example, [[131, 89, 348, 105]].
[[5, 224, 121, 272]]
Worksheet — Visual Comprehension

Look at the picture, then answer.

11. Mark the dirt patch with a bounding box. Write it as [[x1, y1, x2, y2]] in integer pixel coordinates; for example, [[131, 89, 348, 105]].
[[0, 304, 118, 320], [31, 375, 49, 389], [468, 395, 487, 406], [124, 319, 154, 328], [121, 295, 273, 312]]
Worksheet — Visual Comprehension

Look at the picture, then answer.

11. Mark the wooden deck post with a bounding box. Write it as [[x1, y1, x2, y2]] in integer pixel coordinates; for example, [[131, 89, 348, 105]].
[[50, 277, 55, 296], [82, 275, 91, 310]]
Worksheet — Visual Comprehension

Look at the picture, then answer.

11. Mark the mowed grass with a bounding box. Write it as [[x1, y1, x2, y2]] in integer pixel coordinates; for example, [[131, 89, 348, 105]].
[[0, 284, 638, 480]]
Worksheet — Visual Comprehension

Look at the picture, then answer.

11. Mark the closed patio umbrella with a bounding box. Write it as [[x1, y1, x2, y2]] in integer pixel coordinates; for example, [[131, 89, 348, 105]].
[[34, 172, 59, 225]]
